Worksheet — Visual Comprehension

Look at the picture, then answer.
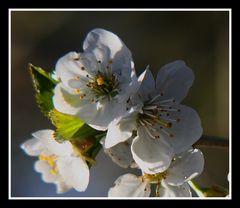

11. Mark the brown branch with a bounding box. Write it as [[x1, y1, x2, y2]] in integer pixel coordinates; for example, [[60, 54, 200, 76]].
[[193, 135, 229, 149]]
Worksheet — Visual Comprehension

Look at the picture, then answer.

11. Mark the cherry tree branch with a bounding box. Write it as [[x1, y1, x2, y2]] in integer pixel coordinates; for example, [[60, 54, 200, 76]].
[[193, 135, 229, 149]]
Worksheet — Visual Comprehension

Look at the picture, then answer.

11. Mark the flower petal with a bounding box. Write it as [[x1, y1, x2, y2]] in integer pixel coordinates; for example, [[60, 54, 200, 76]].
[[32, 129, 73, 156], [105, 112, 137, 148], [54, 83, 126, 131], [77, 102, 108, 131], [34, 160, 57, 183], [85, 98, 130, 131], [159, 180, 192, 197], [108, 174, 151, 197], [162, 105, 203, 154], [116, 78, 139, 104], [156, 60, 194, 103], [55, 51, 98, 88], [137, 68, 156, 102], [55, 84, 131, 131], [131, 127, 174, 174], [21, 138, 44, 156], [83, 28, 134, 78], [57, 156, 90, 192], [102, 137, 136, 168], [53, 83, 83, 116], [165, 148, 204, 186], [56, 181, 72, 194]]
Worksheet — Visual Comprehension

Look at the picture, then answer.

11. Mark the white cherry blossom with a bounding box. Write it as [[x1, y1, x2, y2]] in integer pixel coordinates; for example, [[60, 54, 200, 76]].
[[108, 148, 204, 197], [100, 136, 137, 168], [53, 28, 138, 131], [21, 129, 89, 193], [105, 61, 203, 174]]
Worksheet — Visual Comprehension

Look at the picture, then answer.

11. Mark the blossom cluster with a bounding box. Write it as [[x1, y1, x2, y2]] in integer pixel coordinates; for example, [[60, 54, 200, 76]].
[[21, 28, 204, 197]]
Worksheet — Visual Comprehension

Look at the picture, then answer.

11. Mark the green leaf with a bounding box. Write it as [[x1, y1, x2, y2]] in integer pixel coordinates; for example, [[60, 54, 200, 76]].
[[50, 109, 99, 141], [188, 181, 228, 197], [29, 63, 58, 117]]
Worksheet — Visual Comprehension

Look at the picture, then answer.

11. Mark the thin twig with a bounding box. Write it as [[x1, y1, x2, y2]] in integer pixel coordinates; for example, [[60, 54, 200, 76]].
[[193, 135, 229, 149]]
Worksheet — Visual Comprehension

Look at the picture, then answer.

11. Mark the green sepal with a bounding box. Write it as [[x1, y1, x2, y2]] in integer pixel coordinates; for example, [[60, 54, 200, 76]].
[[84, 133, 105, 167], [70, 133, 105, 167], [29, 63, 59, 117]]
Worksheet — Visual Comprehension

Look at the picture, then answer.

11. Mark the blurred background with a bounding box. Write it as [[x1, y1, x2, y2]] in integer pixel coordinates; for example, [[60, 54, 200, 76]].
[[11, 11, 229, 197]]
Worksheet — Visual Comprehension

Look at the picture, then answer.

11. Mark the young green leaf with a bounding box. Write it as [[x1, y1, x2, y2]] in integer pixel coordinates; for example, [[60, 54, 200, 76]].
[[29, 63, 58, 117], [50, 109, 100, 141]]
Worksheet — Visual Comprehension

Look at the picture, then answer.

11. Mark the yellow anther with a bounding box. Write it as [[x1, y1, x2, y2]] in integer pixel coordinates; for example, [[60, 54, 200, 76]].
[[39, 155, 56, 162], [39, 155, 57, 167], [39, 154, 58, 176], [39, 155, 47, 161], [75, 89, 81, 94], [50, 166, 58, 176], [96, 77, 104, 85], [80, 95, 84, 99], [50, 169, 57, 176], [47, 159, 55, 167]]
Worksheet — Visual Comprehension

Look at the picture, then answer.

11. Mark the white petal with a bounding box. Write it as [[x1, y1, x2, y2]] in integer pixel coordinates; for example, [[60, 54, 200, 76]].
[[160, 180, 192, 197], [32, 129, 73, 156], [105, 113, 137, 148], [34, 160, 57, 183], [156, 60, 194, 103], [108, 174, 151, 197], [84, 98, 128, 131], [163, 105, 203, 154], [57, 156, 90, 192], [55, 52, 80, 87], [76, 103, 104, 130], [35, 160, 73, 193], [83, 28, 134, 77], [103, 137, 136, 168], [21, 138, 44, 156], [137, 68, 156, 102], [131, 127, 174, 174], [56, 181, 72, 194], [54, 83, 112, 131], [55, 51, 97, 88], [89, 100, 120, 130], [227, 172, 230, 183], [117, 78, 139, 104], [53, 83, 83, 115], [165, 148, 204, 186]]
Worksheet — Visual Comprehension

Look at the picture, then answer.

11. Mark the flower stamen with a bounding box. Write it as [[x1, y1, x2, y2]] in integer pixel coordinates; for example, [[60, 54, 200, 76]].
[[142, 172, 167, 184], [96, 77, 104, 85], [161, 128, 174, 138], [137, 95, 181, 140], [143, 125, 159, 139], [147, 94, 163, 104], [39, 154, 58, 176], [85, 72, 119, 101]]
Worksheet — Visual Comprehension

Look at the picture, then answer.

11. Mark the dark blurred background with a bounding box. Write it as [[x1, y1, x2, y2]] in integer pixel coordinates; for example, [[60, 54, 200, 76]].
[[11, 11, 229, 197]]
